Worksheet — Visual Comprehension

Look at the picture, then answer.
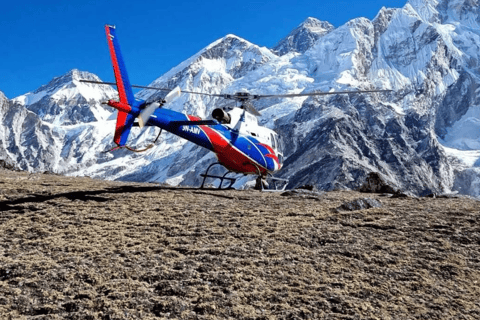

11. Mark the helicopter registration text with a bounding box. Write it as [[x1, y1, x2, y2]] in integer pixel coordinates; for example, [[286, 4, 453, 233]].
[[182, 126, 201, 135]]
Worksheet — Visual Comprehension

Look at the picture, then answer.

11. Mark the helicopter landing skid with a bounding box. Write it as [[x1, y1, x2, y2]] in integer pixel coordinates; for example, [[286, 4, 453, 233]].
[[255, 174, 289, 191], [266, 175, 289, 191], [200, 162, 237, 189]]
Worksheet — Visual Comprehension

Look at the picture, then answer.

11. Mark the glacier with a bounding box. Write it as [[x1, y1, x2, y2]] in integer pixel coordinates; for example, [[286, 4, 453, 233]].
[[1, 0, 480, 197]]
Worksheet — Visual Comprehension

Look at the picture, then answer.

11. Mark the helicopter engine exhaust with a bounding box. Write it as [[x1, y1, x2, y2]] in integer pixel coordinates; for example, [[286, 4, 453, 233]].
[[212, 108, 231, 124]]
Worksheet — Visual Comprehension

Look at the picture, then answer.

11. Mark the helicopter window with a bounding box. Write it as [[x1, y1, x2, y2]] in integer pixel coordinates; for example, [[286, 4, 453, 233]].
[[251, 132, 257, 137], [271, 133, 276, 149], [277, 134, 285, 154]]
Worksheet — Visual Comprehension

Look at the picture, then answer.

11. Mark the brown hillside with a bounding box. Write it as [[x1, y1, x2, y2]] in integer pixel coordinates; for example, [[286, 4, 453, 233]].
[[0, 169, 479, 319]]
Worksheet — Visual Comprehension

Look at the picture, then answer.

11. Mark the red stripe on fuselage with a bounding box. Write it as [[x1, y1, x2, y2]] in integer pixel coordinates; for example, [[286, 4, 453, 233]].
[[258, 143, 280, 167], [187, 115, 201, 121]]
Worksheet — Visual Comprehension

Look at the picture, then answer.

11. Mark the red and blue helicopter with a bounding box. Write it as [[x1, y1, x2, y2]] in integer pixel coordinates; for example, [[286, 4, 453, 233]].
[[82, 25, 390, 190]]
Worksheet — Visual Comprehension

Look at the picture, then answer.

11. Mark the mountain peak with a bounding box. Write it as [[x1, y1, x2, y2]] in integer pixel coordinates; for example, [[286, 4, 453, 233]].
[[33, 69, 101, 95], [138, 33, 275, 102], [12, 69, 116, 125], [205, 33, 262, 54], [223, 34, 243, 41], [14, 69, 112, 104], [405, 0, 441, 23], [301, 17, 335, 31], [273, 17, 334, 56], [302, 17, 320, 24]]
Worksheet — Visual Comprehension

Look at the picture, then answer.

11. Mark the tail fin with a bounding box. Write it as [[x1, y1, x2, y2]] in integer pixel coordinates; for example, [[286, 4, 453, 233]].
[[105, 25, 137, 146]]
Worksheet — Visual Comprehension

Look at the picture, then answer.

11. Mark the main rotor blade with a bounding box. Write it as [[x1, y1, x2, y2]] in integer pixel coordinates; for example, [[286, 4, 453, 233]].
[[79, 80, 223, 97], [254, 89, 392, 99], [80, 79, 391, 103]]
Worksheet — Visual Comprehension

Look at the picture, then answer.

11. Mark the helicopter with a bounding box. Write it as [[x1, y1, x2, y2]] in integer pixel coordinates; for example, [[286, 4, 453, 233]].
[[81, 25, 391, 190]]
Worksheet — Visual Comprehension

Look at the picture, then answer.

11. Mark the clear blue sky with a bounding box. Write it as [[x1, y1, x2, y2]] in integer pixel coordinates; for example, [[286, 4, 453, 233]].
[[0, 0, 408, 99]]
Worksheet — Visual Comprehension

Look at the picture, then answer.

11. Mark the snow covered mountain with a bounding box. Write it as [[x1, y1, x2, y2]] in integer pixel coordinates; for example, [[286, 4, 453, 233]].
[[0, 91, 15, 169], [1, 93, 57, 172], [2, 0, 480, 197], [1, 71, 117, 173], [273, 17, 335, 56], [13, 70, 116, 125]]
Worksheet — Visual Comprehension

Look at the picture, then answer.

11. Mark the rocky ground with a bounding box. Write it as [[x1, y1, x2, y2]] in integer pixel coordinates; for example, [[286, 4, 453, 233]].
[[0, 169, 479, 319]]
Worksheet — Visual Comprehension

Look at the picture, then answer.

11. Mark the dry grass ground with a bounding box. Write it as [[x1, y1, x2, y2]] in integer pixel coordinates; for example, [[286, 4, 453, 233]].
[[0, 169, 479, 319]]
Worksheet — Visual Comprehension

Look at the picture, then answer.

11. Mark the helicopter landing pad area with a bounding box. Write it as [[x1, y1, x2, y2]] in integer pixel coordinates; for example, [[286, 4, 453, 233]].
[[1, 169, 479, 319]]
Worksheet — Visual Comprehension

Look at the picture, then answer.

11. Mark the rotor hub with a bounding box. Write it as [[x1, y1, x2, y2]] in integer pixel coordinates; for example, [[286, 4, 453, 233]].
[[223, 92, 260, 102]]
